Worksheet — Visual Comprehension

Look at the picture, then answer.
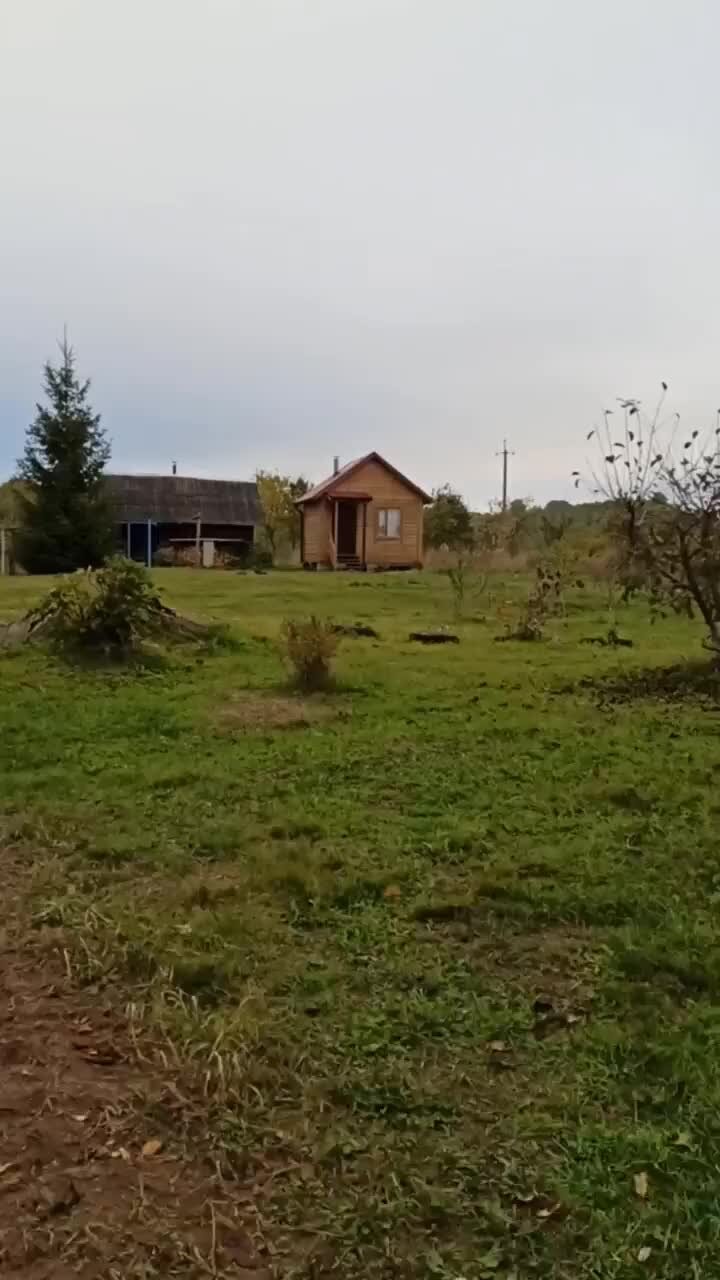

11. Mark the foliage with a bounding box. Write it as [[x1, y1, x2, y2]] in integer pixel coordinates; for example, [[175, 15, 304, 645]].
[[501, 563, 564, 640], [246, 544, 274, 571], [281, 614, 341, 689], [581, 386, 720, 655], [475, 498, 616, 562], [256, 471, 310, 559], [425, 484, 475, 551], [16, 338, 113, 574], [31, 557, 162, 655]]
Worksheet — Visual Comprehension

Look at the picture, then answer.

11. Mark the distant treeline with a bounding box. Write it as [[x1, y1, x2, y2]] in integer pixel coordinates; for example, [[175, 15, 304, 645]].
[[472, 497, 617, 555]]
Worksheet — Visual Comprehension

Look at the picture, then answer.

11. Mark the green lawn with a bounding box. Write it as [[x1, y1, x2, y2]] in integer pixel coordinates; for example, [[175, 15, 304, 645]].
[[2, 568, 720, 1279]]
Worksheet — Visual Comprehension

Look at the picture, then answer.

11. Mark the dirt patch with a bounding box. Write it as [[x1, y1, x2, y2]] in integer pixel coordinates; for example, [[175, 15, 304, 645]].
[[0, 937, 269, 1278], [215, 692, 342, 731]]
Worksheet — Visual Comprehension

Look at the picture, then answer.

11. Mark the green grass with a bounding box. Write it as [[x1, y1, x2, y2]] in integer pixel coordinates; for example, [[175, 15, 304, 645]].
[[3, 567, 720, 1278]]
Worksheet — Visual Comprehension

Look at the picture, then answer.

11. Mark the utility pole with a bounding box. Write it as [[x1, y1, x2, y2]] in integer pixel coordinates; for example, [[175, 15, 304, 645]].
[[496, 439, 515, 512]]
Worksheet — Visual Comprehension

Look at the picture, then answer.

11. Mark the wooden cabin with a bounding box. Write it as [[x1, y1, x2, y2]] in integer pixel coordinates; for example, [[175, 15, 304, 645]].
[[297, 453, 431, 570]]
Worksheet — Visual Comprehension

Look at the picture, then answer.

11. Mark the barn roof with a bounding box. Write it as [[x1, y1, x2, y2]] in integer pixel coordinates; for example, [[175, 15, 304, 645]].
[[296, 452, 432, 505], [106, 474, 260, 525]]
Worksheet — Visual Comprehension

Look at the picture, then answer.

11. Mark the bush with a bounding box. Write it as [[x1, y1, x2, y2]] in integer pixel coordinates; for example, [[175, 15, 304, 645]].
[[446, 551, 489, 619], [248, 545, 274, 571], [152, 546, 176, 568], [498, 564, 562, 641], [31, 557, 163, 656], [282, 616, 340, 690]]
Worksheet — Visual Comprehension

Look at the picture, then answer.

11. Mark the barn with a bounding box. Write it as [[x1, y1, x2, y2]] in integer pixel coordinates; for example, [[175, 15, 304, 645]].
[[106, 474, 260, 566]]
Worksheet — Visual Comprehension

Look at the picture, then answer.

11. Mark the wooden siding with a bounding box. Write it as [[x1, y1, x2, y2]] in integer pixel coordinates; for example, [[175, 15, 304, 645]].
[[333, 460, 424, 567], [302, 500, 331, 563]]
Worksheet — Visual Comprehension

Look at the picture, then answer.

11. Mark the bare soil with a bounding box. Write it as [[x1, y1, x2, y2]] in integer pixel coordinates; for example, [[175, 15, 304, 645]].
[[0, 932, 269, 1278]]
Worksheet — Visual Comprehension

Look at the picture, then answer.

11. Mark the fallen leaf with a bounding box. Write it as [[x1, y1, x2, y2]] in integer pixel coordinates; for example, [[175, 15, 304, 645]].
[[536, 1202, 562, 1219], [637, 1245, 652, 1263], [633, 1171, 649, 1199], [514, 1192, 567, 1221], [532, 1013, 572, 1040], [141, 1138, 163, 1158], [73, 1040, 122, 1066]]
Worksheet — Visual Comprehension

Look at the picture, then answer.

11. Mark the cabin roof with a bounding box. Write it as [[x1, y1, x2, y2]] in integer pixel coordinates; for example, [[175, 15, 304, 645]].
[[297, 452, 432, 505], [106, 474, 260, 525]]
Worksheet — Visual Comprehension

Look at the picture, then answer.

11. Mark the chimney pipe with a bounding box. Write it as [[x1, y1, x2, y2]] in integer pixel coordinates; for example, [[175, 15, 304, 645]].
[[172, 461, 177, 476], [333, 455, 340, 475]]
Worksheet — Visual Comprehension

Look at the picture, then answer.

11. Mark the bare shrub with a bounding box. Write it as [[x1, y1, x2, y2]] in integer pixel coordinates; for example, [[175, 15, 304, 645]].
[[579, 386, 720, 657], [498, 564, 562, 641], [282, 616, 341, 690], [447, 551, 489, 620]]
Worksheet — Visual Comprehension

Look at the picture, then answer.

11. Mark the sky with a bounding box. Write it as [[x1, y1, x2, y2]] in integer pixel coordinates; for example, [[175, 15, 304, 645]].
[[3, 0, 720, 508]]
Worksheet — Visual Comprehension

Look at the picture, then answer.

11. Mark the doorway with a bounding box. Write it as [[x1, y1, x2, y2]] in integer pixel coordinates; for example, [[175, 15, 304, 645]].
[[336, 501, 357, 556]]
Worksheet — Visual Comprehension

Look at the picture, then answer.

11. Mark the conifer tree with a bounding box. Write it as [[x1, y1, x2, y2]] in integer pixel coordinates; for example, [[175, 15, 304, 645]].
[[17, 337, 113, 573]]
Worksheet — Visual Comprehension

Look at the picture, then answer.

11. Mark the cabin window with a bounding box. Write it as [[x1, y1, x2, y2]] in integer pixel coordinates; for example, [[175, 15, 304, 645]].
[[377, 508, 401, 539]]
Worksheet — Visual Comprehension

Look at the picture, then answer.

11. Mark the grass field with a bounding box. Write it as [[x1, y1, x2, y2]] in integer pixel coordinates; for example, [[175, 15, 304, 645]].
[[2, 568, 720, 1279]]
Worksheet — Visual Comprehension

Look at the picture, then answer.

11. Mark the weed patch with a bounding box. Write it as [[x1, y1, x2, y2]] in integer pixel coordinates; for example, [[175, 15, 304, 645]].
[[575, 660, 720, 704]]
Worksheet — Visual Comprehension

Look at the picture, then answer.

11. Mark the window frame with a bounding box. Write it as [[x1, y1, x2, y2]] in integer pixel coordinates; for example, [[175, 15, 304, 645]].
[[376, 507, 402, 540]]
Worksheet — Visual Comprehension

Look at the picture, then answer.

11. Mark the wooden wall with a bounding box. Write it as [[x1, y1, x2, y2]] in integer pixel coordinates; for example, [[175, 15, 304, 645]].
[[302, 460, 426, 567], [302, 499, 331, 563], [335, 459, 424, 567]]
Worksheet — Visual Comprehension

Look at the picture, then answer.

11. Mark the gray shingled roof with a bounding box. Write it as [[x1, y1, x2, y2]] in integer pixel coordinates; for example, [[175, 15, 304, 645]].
[[106, 474, 260, 525]]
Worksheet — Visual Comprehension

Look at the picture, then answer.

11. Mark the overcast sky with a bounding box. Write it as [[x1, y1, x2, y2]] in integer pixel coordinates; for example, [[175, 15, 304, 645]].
[[3, 1, 720, 507]]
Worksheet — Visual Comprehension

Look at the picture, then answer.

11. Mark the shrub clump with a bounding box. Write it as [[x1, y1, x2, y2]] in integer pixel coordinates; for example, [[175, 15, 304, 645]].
[[30, 556, 164, 656], [497, 564, 562, 641], [282, 616, 340, 690]]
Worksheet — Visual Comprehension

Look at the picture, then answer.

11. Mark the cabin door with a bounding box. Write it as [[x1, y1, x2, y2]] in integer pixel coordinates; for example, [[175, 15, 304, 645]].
[[336, 501, 357, 556]]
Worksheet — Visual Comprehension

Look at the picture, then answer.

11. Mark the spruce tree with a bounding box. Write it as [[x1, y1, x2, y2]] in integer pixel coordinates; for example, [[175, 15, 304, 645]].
[[17, 338, 113, 573]]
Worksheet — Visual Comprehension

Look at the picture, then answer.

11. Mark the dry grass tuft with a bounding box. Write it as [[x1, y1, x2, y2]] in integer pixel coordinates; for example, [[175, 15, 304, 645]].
[[215, 691, 341, 731]]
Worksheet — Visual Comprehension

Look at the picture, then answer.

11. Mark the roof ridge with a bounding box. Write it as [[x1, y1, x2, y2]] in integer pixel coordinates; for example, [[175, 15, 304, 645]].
[[296, 452, 431, 505]]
